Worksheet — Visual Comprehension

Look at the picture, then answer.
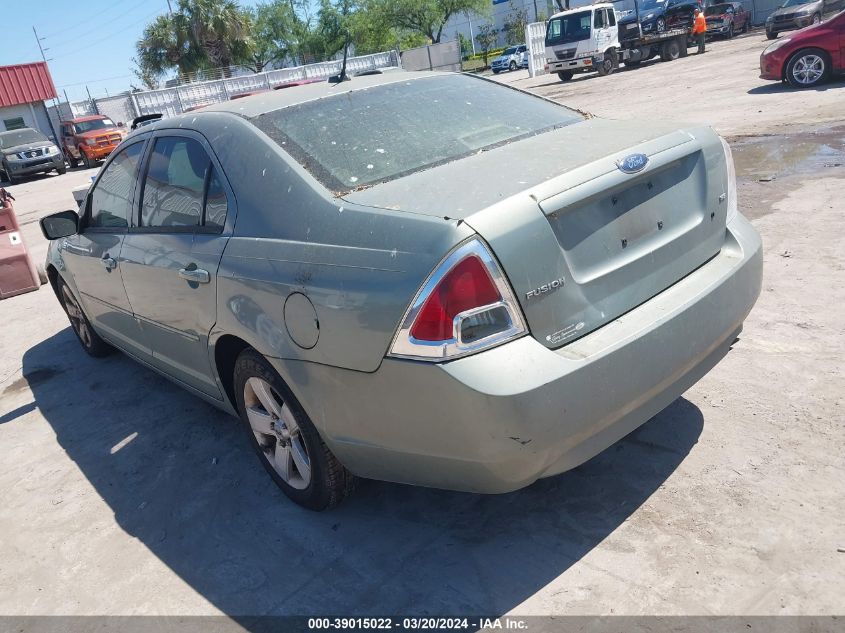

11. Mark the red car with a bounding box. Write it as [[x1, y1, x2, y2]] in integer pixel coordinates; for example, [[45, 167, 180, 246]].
[[760, 9, 845, 88]]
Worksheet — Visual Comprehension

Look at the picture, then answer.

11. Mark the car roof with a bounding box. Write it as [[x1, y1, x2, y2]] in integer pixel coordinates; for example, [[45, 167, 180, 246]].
[[63, 115, 108, 123], [200, 69, 443, 119]]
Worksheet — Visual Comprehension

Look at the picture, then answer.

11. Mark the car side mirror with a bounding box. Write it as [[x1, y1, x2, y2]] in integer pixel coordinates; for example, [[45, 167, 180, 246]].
[[40, 209, 80, 240]]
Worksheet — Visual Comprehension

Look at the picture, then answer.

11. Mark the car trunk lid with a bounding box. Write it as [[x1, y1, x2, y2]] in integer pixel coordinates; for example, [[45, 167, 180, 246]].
[[345, 118, 730, 350]]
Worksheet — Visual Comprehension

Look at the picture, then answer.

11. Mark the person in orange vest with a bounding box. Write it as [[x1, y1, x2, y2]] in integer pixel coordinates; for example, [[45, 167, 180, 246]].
[[693, 7, 707, 54]]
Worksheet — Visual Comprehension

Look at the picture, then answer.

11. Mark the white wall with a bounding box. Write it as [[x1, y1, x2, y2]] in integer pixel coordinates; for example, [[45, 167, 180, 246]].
[[0, 101, 56, 141]]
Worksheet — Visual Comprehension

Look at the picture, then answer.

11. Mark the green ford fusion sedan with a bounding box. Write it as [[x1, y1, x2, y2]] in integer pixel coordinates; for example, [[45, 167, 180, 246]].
[[40, 71, 762, 510]]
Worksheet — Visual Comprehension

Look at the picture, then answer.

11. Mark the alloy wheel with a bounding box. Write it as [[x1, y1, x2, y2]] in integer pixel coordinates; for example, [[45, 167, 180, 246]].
[[812, 13, 820, 24], [62, 285, 92, 348], [792, 54, 825, 85], [243, 376, 311, 490]]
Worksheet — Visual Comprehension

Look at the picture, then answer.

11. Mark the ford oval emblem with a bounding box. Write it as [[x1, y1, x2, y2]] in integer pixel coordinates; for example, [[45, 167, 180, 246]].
[[616, 153, 649, 174]]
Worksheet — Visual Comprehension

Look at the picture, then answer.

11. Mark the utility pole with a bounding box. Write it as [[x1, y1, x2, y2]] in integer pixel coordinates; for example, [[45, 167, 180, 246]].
[[166, 0, 173, 14], [467, 12, 477, 55], [32, 26, 62, 144]]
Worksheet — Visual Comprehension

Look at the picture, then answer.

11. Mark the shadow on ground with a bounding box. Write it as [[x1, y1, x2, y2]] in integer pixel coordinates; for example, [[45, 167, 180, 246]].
[[19, 328, 704, 616], [747, 76, 845, 94]]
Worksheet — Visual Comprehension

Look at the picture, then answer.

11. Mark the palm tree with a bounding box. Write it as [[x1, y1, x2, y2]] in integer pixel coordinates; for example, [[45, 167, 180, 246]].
[[179, 0, 249, 75]]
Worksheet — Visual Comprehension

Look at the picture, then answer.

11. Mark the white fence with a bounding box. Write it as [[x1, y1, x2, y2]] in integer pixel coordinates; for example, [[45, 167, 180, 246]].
[[133, 50, 401, 117], [526, 21, 548, 78]]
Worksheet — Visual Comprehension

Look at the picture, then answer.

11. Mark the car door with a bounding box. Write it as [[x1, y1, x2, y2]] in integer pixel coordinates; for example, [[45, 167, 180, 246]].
[[119, 131, 233, 398], [593, 9, 611, 50], [60, 139, 150, 359]]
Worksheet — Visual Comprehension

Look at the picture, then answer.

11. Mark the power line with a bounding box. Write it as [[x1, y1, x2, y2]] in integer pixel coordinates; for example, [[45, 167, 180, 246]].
[[56, 8, 165, 59], [45, 2, 163, 53], [42, 0, 136, 39]]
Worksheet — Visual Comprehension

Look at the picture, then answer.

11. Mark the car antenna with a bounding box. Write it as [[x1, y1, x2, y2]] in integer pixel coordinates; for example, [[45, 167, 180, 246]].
[[329, 31, 352, 84]]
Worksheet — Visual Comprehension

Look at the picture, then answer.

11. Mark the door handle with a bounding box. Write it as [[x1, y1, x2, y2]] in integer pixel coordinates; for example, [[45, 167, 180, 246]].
[[101, 256, 117, 270], [178, 267, 210, 284]]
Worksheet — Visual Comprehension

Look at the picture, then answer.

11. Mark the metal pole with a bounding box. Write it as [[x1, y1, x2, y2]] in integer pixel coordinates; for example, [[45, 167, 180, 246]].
[[32, 26, 62, 145], [467, 13, 476, 55], [85, 86, 99, 115]]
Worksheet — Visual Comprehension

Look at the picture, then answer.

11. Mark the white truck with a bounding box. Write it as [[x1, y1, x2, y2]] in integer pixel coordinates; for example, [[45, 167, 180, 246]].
[[544, 2, 692, 81]]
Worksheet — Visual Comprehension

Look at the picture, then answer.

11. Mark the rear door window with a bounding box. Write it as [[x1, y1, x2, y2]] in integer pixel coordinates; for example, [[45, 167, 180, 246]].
[[88, 141, 144, 229], [139, 135, 229, 230]]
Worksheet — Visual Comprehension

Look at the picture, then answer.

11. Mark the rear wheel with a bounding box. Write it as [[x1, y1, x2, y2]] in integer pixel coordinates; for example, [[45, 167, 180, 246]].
[[557, 70, 574, 81], [660, 38, 681, 61], [785, 48, 829, 88], [58, 279, 112, 357], [233, 349, 354, 510]]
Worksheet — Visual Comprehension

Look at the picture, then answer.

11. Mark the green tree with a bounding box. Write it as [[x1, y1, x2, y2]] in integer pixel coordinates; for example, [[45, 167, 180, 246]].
[[474, 23, 498, 66], [457, 32, 472, 58], [367, 0, 490, 43], [136, 0, 251, 81], [503, 0, 529, 45]]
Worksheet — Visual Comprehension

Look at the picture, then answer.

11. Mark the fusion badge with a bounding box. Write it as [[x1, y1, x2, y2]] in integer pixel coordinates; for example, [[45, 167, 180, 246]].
[[526, 277, 565, 300]]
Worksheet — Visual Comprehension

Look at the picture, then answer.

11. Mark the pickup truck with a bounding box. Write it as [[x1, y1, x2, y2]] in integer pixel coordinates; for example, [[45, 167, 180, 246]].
[[60, 115, 127, 169], [545, 2, 694, 80]]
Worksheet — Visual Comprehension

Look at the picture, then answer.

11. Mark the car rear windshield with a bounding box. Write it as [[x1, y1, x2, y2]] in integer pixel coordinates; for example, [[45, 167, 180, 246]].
[[0, 128, 47, 149], [250, 74, 581, 192]]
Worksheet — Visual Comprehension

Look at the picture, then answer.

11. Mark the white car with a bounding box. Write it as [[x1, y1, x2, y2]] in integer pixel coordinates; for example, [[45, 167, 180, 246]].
[[491, 45, 529, 73]]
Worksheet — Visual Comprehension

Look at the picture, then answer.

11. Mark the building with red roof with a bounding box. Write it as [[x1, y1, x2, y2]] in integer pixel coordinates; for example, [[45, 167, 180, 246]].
[[0, 62, 59, 140]]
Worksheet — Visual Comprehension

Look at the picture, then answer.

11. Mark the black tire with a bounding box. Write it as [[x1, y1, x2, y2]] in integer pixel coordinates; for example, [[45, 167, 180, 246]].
[[57, 164, 67, 175], [58, 278, 112, 357], [660, 38, 681, 61], [82, 152, 95, 169], [509, 61, 517, 71], [811, 12, 821, 24], [766, 29, 778, 39], [785, 47, 830, 88], [233, 349, 354, 511], [596, 50, 616, 76], [624, 59, 642, 68], [557, 70, 574, 81]]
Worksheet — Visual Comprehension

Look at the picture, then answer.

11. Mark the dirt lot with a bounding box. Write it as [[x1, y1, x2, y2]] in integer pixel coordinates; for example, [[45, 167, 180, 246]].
[[0, 31, 843, 619]]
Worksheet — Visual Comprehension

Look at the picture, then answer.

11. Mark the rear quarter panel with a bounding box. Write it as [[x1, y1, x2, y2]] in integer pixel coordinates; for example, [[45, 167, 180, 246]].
[[190, 113, 474, 374]]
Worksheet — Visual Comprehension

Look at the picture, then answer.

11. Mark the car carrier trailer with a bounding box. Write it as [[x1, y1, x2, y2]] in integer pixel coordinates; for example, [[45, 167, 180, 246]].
[[543, 3, 693, 81]]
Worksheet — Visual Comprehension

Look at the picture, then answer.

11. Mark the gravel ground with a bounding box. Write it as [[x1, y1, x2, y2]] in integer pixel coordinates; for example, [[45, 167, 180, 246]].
[[0, 30, 843, 619]]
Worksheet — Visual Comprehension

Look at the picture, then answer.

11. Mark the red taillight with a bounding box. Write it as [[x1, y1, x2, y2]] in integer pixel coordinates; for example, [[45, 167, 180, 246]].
[[389, 238, 527, 361], [410, 256, 502, 341]]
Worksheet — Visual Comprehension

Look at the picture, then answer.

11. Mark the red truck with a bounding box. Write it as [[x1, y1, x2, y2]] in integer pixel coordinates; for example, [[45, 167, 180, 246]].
[[59, 115, 127, 169]]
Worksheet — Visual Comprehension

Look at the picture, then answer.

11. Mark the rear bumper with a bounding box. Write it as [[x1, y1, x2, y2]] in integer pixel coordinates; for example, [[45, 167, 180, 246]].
[[275, 214, 763, 493]]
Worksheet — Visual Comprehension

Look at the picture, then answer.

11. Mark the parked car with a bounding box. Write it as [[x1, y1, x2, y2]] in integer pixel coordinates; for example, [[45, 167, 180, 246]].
[[60, 115, 126, 169], [765, 0, 841, 38], [0, 128, 66, 184], [705, 2, 751, 37], [39, 71, 762, 510], [617, 0, 701, 39], [760, 7, 845, 86], [491, 45, 529, 73]]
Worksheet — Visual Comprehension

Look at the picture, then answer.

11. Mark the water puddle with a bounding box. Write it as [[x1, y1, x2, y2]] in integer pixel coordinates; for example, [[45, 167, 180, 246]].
[[731, 127, 845, 181]]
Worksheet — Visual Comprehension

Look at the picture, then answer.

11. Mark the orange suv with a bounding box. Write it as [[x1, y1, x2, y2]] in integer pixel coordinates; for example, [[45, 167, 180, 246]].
[[60, 115, 126, 169]]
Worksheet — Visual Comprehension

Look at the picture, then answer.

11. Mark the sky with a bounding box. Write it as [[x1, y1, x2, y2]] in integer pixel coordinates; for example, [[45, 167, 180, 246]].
[[2, 0, 175, 102]]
